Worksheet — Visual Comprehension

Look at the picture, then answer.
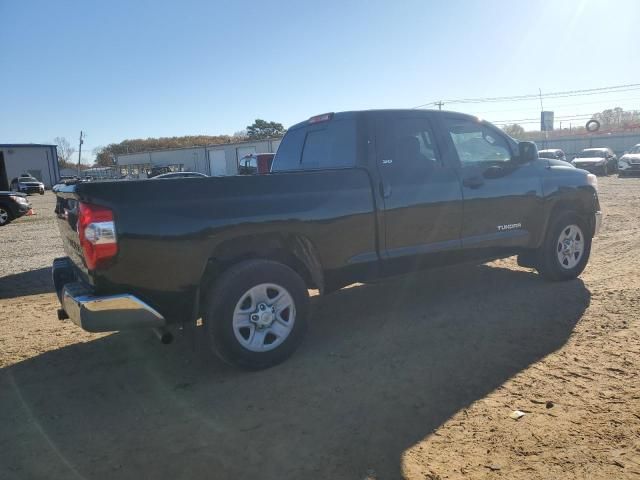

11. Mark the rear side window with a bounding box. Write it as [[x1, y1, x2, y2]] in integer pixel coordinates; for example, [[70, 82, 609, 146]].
[[301, 130, 328, 168], [272, 119, 356, 171]]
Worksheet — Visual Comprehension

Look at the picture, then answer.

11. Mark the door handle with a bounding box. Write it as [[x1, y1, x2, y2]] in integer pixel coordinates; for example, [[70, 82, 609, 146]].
[[379, 181, 392, 198], [463, 176, 484, 189]]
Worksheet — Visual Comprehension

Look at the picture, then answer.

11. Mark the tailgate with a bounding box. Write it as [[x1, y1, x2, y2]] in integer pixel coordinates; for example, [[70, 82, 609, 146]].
[[54, 185, 88, 277]]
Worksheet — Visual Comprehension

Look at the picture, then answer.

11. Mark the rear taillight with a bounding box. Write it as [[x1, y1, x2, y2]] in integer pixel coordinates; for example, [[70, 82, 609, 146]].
[[77, 202, 117, 270]]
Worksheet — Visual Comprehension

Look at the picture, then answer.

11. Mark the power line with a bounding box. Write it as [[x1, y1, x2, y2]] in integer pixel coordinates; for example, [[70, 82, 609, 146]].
[[496, 112, 598, 123], [466, 96, 640, 115], [493, 114, 603, 126], [413, 83, 640, 109]]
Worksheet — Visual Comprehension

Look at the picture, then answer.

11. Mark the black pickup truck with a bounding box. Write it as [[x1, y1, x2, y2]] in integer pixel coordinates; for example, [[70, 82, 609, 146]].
[[53, 110, 602, 369]]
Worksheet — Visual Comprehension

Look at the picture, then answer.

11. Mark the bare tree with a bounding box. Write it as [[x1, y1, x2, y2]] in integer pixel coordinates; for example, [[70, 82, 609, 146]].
[[502, 123, 525, 139], [54, 137, 76, 166]]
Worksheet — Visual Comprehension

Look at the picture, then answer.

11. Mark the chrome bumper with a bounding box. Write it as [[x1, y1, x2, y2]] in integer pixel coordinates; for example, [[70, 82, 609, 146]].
[[62, 284, 166, 332], [594, 211, 603, 237], [53, 257, 166, 333]]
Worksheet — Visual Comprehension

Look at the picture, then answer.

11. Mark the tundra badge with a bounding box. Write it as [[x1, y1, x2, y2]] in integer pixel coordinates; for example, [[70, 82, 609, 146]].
[[497, 223, 522, 231]]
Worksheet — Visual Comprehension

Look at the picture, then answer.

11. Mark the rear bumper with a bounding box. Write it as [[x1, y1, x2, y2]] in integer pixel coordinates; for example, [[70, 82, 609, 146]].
[[52, 257, 166, 332]]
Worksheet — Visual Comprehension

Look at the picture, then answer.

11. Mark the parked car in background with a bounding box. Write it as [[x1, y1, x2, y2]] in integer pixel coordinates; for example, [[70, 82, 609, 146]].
[[538, 149, 568, 162], [152, 171, 208, 179], [0, 191, 32, 226], [10, 175, 45, 194], [238, 153, 275, 175], [571, 148, 618, 176], [618, 144, 640, 177]]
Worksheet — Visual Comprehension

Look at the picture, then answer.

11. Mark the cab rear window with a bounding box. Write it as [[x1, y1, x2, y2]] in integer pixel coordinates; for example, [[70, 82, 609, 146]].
[[272, 119, 356, 171]]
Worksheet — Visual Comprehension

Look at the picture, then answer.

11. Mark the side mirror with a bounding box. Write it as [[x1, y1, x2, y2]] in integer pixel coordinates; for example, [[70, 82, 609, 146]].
[[518, 141, 538, 163]]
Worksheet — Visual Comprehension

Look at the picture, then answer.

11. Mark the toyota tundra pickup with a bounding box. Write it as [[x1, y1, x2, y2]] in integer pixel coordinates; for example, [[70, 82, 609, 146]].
[[52, 110, 602, 369]]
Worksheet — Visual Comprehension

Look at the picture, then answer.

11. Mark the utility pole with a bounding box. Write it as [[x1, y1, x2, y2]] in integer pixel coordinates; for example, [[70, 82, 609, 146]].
[[435, 101, 444, 110], [538, 88, 544, 111], [77, 130, 84, 177], [539, 88, 548, 145]]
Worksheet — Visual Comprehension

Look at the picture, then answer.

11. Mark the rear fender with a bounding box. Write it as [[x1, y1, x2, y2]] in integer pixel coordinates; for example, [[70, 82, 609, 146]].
[[200, 233, 324, 300]]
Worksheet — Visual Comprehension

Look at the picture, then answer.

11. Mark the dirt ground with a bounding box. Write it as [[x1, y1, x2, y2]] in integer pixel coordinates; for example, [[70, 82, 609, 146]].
[[1, 181, 639, 480]]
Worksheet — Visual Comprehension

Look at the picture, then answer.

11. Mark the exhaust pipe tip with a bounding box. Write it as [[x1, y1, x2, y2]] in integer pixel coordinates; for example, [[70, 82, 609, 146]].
[[153, 327, 173, 345]]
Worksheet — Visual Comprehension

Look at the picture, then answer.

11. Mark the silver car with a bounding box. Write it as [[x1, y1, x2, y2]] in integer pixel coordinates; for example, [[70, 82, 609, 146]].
[[618, 144, 640, 177]]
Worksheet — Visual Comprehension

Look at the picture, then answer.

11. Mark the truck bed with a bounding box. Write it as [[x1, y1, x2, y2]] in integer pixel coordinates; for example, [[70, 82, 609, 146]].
[[54, 169, 379, 322]]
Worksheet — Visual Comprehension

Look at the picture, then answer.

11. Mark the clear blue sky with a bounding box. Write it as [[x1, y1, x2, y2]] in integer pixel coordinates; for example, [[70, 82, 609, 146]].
[[1, 0, 639, 163]]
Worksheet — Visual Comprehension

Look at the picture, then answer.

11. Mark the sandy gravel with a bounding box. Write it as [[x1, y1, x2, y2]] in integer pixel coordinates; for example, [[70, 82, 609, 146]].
[[0, 181, 638, 480]]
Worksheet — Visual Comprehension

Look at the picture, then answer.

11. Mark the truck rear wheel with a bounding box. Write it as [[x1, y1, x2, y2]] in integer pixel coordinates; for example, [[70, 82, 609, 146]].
[[204, 260, 309, 369], [536, 211, 592, 281]]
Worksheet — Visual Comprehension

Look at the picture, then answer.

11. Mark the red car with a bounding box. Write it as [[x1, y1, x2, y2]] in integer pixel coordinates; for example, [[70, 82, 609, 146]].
[[238, 153, 274, 175]]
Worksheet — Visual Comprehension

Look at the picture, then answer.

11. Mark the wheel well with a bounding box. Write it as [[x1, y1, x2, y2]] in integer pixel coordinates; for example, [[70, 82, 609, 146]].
[[198, 234, 322, 308], [547, 199, 593, 238]]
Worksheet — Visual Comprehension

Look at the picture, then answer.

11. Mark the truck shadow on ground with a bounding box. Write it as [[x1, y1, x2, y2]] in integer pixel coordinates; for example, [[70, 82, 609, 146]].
[[0, 267, 53, 299], [0, 263, 590, 480]]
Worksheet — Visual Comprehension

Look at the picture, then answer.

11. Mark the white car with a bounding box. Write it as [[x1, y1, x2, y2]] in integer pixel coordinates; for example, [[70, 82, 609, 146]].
[[151, 171, 208, 179], [618, 144, 640, 177], [538, 149, 568, 162], [10, 175, 45, 195]]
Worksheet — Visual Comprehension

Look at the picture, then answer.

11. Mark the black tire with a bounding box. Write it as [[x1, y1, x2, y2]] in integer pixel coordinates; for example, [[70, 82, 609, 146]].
[[204, 259, 309, 369], [536, 211, 592, 281], [0, 206, 13, 226]]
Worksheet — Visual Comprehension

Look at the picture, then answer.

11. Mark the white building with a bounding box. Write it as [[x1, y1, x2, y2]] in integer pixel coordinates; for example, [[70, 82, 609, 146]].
[[0, 144, 60, 189], [113, 138, 281, 177]]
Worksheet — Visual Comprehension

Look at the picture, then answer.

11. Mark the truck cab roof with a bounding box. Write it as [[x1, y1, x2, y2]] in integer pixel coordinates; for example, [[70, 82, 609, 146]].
[[287, 109, 481, 131]]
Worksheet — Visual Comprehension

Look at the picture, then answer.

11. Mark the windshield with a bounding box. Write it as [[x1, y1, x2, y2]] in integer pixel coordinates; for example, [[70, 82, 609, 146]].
[[578, 150, 605, 158], [538, 151, 555, 159], [19, 177, 38, 182], [630, 145, 640, 154]]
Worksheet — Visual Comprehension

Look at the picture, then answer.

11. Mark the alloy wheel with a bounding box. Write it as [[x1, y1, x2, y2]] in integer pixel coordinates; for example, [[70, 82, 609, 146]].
[[232, 283, 296, 352], [556, 224, 584, 269]]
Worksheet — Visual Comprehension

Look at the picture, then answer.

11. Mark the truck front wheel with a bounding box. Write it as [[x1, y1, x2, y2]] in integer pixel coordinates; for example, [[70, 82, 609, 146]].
[[204, 260, 310, 369], [535, 212, 592, 281]]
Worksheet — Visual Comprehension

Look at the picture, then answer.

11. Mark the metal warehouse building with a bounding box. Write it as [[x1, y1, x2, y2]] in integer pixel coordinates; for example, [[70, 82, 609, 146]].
[[114, 138, 281, 178], [0, 144, 60, 190]]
